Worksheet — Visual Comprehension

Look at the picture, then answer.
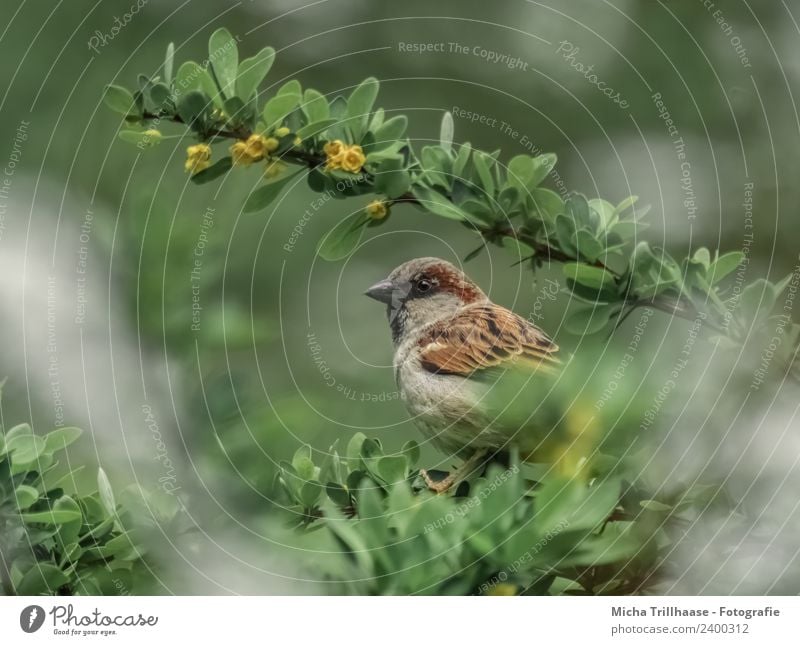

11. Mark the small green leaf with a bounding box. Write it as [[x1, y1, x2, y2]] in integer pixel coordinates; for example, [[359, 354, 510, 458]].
[[377, 456, 408, 484], [709, 251, 743, 284], [373, 115, 407, 144], [506, 154, 535, 192], [208, 27, 239, 97], [23, 495, 82, 525], [262, 93, 300, 128], [299, 481, 322, 508], [412, 185, 481, 225], [530, 153, 557, 187], [164, 42, 175, 85], [277, 79, 302, 97], [296, 118, 338, 140], [7, 434, 45, 465], [190, 156, 233, 185], [346, 77, 379, 140], [565, 305, 614, 335], [16, 563, 69, 595], [243, 171, 300, 213], [236, 46, 275, 100], [563, 263, 615, 290], [97, 468, 116, 517], [472, 152, 495, 196], [347, 433, 367, 462], [44, 426, 82, 453], [103, 85, 136, 115], [118, 130, 161, 148], [14, 485, 39, 510], [439, 111, 454, 152], [317, 212, 370, 261], [176, 90, 211, 132], [325, 482, 351, 507], [302, 88, 330, 122]]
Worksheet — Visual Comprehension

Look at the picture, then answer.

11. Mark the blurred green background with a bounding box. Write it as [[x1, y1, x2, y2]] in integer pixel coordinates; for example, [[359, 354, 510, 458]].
[[1, 0, 798, 593]]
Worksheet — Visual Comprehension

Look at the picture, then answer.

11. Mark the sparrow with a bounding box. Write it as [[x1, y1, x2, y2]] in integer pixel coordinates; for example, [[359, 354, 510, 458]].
[[365, 257, 560, 492]]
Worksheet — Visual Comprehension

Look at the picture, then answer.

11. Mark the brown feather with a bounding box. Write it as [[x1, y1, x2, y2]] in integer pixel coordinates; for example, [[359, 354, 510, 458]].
[[417, 303, 560, 377]]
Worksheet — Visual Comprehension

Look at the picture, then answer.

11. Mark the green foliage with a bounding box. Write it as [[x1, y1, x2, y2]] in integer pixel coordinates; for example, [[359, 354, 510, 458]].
[[0, 421, 183, 595], [105, 32, 800, 376]]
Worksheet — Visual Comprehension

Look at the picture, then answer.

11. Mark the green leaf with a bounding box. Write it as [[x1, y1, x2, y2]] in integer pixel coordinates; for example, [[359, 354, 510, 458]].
[[149, 82, 172, 110], [412, 185, 480, 225], [325, 482, 351, 507], [296, 118, 338, 140], [14, 484, 39, 510], [439, 111, 454, 152], [473, 152, 495, 196], [243, 171, 300, 213], [190, 156, 233, 185], [377, 456, 408, 484], [164, 42, 175, 85], [176, 90, 211, 132], [277, 79, 301, 97], [23, 495, 82, 525], [44, 426, 82, 453], [401, 440, 420, 468], [565, 305, 614, 335], [709, 251, 743, 285], [317, 212, 370, 261], [346, 77, 379, 140], [302, 88, 330, 122], [5, 423, 32, 441], [97, 468, 116, 517], [530, 153, 557, 187], [292, 445, 314, 478], [7, 433, 45, 465], [529, 188, 564, 223], [373, 115, 407, 144], [16, 563, 68, 595], [208, 27, 239, 97], [347, 433, 367, 462], [374, 157, 411, 199], [299, 481, 322, 508], [236, 46, 275, 100], [262, 94, 300, 129], [103, 85, 136, 115], [118, 130, 161, 148], [563, 263, 615, 290], [588, 198, 617, 228], [506, 154, 535, 193]]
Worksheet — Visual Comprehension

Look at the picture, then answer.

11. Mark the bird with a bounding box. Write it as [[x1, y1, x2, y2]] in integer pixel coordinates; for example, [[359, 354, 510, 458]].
[[364, 257, 561, 492]]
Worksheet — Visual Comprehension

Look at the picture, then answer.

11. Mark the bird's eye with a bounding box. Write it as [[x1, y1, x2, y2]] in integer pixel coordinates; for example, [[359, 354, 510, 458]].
[[416, 278, 432, 293]]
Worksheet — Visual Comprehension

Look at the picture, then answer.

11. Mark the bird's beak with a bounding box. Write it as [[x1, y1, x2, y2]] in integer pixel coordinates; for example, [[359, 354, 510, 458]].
[[364, 278, 395, 304]]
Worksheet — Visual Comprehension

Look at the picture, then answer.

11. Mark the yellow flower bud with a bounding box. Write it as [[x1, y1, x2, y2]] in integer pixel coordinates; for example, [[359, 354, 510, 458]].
[[275, 126, 291, 138], [264, 137, 280, 153], [185, 143, 211, 174], [142, 129, 162, 142], [487, 584, 517, 596], [365, 199, 389, 220], [264, 160, 286, 179], [293, 135, 302, 147]]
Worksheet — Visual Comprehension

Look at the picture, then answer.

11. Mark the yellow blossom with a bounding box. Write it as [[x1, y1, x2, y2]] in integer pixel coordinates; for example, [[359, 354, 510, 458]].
[[264, 136, 280, 153], [293, 135, 302, 147], [264, 160, 286, 179], [275, 126, 291, 138], [365, 199, 389, 220], [230, 140, 253, 166], [340, 144, 366, 173], [142, 129, 162, 143], [185, 143, 211, 174], [323, 139, 345, 170], [487, 584, 518, 596], [244, 134, 269, 160]]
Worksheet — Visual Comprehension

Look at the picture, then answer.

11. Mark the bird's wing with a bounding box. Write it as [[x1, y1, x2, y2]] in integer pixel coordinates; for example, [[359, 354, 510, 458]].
[[417, 303, 560, 377]]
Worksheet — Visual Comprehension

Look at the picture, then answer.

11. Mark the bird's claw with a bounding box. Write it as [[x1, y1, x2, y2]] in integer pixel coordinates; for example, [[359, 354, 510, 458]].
[[420, 468, 455, 494]]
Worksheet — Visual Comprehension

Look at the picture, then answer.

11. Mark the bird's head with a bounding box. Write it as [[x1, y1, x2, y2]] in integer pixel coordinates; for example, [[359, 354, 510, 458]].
[[364, 257, 486, 343]]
